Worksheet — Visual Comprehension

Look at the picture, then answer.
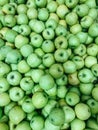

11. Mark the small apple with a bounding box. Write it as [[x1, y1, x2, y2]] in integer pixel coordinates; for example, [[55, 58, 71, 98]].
[[75, 103, 91, 120], [0, 92, 10, 107]]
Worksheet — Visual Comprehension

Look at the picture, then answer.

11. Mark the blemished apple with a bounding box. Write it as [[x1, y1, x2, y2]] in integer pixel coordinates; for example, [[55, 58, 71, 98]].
[[0, 0, 98, 129]]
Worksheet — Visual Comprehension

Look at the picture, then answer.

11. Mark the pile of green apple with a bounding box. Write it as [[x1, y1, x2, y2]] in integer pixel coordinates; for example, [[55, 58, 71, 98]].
[[0, 0, 98, 130]]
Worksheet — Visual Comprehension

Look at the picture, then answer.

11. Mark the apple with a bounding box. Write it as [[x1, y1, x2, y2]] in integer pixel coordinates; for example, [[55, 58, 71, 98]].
[[39, 74, 55, 90], [45, 18, 58, 30], [63, 106, 75, 123], [17, 4, 28, 14], [38, 8, 49, 21], [87, 98, 98, 114], [5, 49, 22, 64], [7, 71, 22, 86], [63, 60, 77, 74], [87, 118, 98, 130], [31, 69, 44, 83], [19, 24, 31, 36], [32, 91, 48, 109], [48, 107, 65, 126], [22, 97, 35, 113], [44, 117, 61, 130], [9, 106, 26, 124], [20, 44, 33, 58], [42, 99, 57, 117], [54, 35, 68, 49], [65, 0, 79, 8], [71, 118, 86, 130], [65, 12, 78, 26], [57, 85, 68, 98], [65, 91, 80, 106], [68, 71, 80, 85], [35, 0, 47, 7], [9, 87, 24, 102], [47, 1, 58, 13], [42, 40, 55, 53], [0, 78, 10, 93], [92, 86, 98, 101], [27, 53, 41, 68], [17, 60, 30, 74], [88, 23, 98, 37], [0, 123, 9, 130], [55, 24, 67, 36], [15, 121, 31, 130], [56, 74, 68, 86], [0, 92, 10, 107], [84, 56, 97, 68], [75, 103, 91, 120], [17, 13, 28, 25], [26, 0, 36, 8], [78, 68, 94, 83], [79, 83, 94, 95]]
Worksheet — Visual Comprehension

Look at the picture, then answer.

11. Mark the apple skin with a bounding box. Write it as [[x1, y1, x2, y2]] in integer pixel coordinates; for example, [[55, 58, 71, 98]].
[[75, 103, 91, 120], [9, 106, 26, 125], [32, 91, 48, 109], [0, 123, 9, 130], [15, 121, 31, 130]]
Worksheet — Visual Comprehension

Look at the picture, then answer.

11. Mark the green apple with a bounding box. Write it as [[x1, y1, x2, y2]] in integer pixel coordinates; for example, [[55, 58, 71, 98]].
[[75, 103, 91, 120], [31, 69, 44, 83], [55, 24, 67, 36], [20, 77, 34, 91], [84, 56, 97, 68], [17, 4, 28, 14], [15, 121, 31, 130], [19, 24, 31, 36], [91, 64, 98, 77], [42, 53, 55, 67], [76, 4, 89, 17], [63, 106, 75, 123], [78, 68, 94, 83], [31, 33, 43, 48], [42, 99, 57, 117], [79, 83, 94, 95], [87, 118, 98, 130], [20, 44, 33, 57], [5, 49, 22, 64], [56, 4, 69, 19], [65, 91, 80, 106], [74, 44, 86, 56], [56, 74, 68, 86], [72, 56, 84, 70], [9, 106, 26, 124], [57, 85, 67, 98], [65, 0, 79, 8], [54, 48, 69, 62], [71, 118, 86, 130], [92, 86, 98, 101], [35, 0, 47, 7], [0, 123, 9, 130], [87, 44, 98, 56], [0, 61, 11, 77], [7, 71, 22, 86], [17, 13, 28, 25], [49, 107, 65, 126], [45, 19, 58, 30], [22, 98, 35, 113], [87, 98, 98, 114], [39, 74, 55, 90], [49, 63, 64, 79], [65, 12, 78, 26], [47, 1, 58, 13], [0, 92, 10, 107], [38, 8, 49, 21], [17, 60, 30, 74], [27, 7, 37, 19], [42, 40, 55, 53], [4, 102, 16, 116], [88, 23, 98, 37], [32, 91, 48, 109], [63, 60, 77, 74], [44, 117, 61, 130], [9, 87, 24, 102], [54, 35, 68, 49], [68, 71, 80, 85], [0, 78, 10, 93], [27, 53, 41, 68]]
